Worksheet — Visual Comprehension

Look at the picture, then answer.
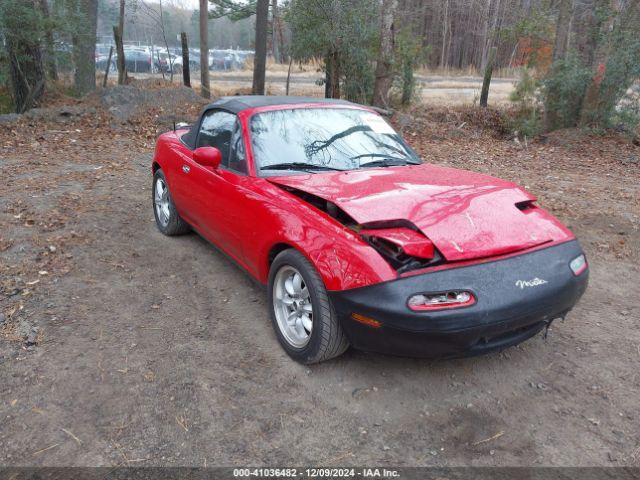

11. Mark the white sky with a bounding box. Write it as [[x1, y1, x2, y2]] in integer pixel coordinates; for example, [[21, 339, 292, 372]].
[[147, 0, 251, 11], [146, 0, 209, 10]]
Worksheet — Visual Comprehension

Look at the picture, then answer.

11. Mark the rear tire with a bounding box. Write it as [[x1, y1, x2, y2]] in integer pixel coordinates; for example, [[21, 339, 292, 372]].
[[268, 249, 349, 364], [152, 169, 190, 236]]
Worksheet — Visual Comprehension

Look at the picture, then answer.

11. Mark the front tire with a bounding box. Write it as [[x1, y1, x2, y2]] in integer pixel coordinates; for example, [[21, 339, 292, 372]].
[[153, 169, 190, 236], [268, 249, 349, 364]]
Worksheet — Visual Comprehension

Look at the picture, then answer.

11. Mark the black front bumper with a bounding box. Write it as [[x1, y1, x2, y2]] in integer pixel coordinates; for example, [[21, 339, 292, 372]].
[[329, 240, 589, 359]]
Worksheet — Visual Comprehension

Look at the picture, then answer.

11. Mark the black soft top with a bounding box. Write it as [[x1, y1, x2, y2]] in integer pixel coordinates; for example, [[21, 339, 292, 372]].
[[181, 95, 357, 149], [205, 95, 355, 113]]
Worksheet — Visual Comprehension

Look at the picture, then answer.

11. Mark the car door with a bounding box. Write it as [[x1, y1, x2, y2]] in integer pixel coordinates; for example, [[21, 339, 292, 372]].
[[188, 118, 251, 266], [173, 109, 236, 246], [209, 121, 257, 264]]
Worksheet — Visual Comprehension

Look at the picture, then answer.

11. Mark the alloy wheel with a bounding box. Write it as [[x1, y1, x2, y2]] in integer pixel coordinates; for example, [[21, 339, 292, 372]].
[[273, 266, 313, 348], [154, 177, 171, 227]]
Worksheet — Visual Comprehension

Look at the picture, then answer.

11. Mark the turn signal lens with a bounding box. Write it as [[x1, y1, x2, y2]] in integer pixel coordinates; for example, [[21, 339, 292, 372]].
[[569, 254, 587, 276], [408, 291, 475, 311], [350, 313, 382, 328]]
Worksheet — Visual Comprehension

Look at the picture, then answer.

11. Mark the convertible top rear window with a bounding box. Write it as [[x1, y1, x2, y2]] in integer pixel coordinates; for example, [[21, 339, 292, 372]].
[[251, 108, 420, 174]]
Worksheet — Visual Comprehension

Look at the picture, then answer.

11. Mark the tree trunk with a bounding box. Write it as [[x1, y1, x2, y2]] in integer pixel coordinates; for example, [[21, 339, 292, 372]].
[[271, 0, 280, 64], [480, 0, 492, 70], [285, 57, 293, 95], [181, 32, 191, 88], [73, 0, 98, 95], [324, 51, 342, 99], [580, 0, 639, 127], [574, 0, 601, 67], [479, 46, 496, 107], [544, 0, 574, 131], [481, 0, 503, 71], [325, 50, 341, 99], [446, 19, 453, 71], [252, 0, 269, 95], [103, 46, 113, 87], [118, 0, 125, 43], [553, 0, 573, 62], [440, 0, 448, 68], [332, 51, 341, 99], [324, 54, 332, 99], [579, 0, 616, 126], [372, 0, 397, 108], [199, 0, 210, 98], [276, 1, 286, 63], [5, 0, 45, 113], [38, 0, 58, 81], [401, 58, 414, 105], [116, 0, 126, 85], [421, 2, 429, 51], [113, 25, 125, 83]]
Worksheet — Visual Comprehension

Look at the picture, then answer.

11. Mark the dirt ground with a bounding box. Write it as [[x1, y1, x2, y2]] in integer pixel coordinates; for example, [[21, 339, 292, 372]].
[[1, 88, 639, 468]]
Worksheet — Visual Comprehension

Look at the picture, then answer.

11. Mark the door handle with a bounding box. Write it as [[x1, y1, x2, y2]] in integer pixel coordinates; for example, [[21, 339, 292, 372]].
[[182, 165, 190, 173]]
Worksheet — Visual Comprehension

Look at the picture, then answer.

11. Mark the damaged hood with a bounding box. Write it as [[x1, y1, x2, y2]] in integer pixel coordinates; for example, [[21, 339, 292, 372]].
[[268, 164, 571, 261]]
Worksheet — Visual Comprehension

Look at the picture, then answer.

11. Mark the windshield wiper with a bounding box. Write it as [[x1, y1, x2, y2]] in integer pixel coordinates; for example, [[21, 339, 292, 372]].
[[260, 162, 344, 172], [359, 158, 411, 168], [353, 153, 420, 168]]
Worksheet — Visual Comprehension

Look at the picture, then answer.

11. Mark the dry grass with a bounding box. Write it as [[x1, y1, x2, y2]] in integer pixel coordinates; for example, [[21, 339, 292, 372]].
[[418, 81, 515, 106], [53, 62, 518, 107], [416, 65, 523, 79]]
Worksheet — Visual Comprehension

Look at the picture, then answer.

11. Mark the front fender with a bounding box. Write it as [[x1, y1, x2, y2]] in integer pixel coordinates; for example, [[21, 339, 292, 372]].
[[152, 132, 175, 174], [252, 189, 397, 291]]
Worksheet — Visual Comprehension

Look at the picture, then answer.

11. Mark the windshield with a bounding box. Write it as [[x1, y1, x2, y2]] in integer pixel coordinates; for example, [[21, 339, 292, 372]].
[[250, 108, 421, 174]]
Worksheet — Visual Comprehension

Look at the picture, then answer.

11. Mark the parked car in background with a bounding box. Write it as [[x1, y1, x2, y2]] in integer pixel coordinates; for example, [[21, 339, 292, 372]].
[[95, 44, 111, 58], [188, 49, 201, 71], [209, 50, 240, 71], [169, 47, 203, 71], [96, 53, 116, 72], [227, 51, 242, 69], [122, 47, 155, 73], [235, 50, 253, 67], [209, 50, 226, 70], [154, 51, 183, 74], [93, 44, 253, 74], [95, 43, 115, 71], [96, 44, 113, 54]]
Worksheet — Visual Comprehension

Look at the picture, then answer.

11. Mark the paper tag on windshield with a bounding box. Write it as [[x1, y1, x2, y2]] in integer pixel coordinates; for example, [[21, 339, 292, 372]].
[[362, 114, 395, 134]]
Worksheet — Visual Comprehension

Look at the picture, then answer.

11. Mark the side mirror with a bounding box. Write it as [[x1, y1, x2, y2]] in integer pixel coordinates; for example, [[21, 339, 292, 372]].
[[193, 146, 222, 169]]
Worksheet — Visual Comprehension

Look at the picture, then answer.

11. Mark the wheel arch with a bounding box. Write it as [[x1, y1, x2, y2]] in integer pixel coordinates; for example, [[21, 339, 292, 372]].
[[264, 241, 320, 282], [268, 242, 297, 268], [151, 131, 177, 176], [260, 229, 395, 291]]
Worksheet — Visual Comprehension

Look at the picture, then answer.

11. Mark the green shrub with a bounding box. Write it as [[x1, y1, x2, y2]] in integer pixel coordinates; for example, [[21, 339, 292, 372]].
[[389, 28, 425, 106], [542, 54, 592, 130], [508, 68, 543, 138], [0, 49, 11, 113]]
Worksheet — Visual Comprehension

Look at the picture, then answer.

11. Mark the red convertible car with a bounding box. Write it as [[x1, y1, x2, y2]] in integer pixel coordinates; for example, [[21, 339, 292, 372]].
[[152, 96, 588, 364]]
